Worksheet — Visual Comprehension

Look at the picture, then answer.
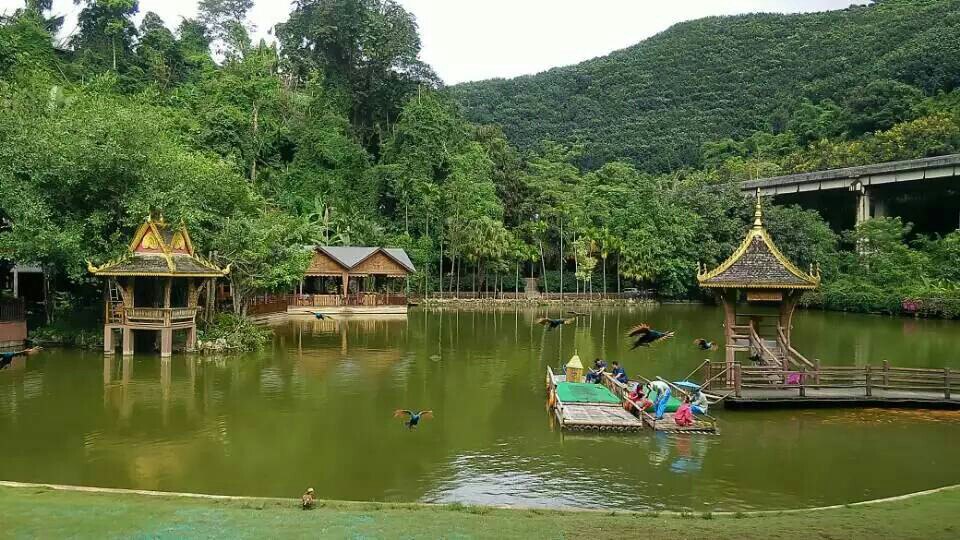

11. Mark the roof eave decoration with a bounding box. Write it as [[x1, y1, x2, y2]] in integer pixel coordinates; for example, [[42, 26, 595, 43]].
[[88, 215, 229, 277], [696, 190, 820, 290]]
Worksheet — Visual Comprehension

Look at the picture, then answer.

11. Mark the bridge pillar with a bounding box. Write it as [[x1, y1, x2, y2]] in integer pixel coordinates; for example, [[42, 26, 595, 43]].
[[852, 182, 889, 226], [852, 181, 870, 226]]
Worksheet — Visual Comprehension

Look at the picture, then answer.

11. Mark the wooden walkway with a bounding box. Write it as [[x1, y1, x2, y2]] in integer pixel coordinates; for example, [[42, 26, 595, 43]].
[[699, 361, 960, 410]]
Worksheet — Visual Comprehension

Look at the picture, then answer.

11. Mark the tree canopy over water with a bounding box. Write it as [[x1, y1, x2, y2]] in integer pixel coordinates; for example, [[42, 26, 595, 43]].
[[1, 0, 959, 321]]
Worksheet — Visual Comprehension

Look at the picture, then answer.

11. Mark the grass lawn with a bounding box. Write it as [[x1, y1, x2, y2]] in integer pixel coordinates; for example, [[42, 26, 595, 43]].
[[2, 483, 959, 539]]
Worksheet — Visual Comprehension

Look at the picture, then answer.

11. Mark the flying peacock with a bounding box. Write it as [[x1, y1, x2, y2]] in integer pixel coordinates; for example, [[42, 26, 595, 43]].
[[627, 324, 675, 350]]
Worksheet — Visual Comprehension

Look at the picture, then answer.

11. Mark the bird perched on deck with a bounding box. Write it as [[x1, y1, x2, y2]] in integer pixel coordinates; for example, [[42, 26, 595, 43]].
[[394, 410, 433, 429], [627, 324, 675, 349], [694, 339, 718, 351], [310, 312, 334, 320], [0, 347, 41, 370], [535, 317, 575, 330]]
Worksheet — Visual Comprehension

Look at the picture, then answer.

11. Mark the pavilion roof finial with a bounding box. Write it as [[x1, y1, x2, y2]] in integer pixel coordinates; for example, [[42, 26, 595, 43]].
[[752, 188, 764, 229]]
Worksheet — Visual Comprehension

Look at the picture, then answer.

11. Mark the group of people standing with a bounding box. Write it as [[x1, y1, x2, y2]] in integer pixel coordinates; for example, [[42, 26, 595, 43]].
[[585, 358, 628, 384]]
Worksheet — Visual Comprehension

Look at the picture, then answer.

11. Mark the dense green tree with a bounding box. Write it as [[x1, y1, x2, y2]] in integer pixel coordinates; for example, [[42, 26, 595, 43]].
[[72, 0, 139, 73], [198, 0, 253, 58], [276, 0, 439, 151]]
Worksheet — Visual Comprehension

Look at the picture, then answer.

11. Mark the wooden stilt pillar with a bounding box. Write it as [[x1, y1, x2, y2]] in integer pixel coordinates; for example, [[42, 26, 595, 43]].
[[122, 327, 134, 356], [186, 326, 197, 352], [104, 326, 114, 354], [160, 328, 173, 358]]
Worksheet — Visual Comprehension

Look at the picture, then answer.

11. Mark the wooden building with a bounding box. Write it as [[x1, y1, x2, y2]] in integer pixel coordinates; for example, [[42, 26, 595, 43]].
[[290, 246, 415, 313], [697, 191, 820, 372], [88, 216, 229, 357]]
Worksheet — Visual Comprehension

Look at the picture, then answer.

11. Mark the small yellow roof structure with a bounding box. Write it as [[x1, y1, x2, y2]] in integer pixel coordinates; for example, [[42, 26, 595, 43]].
[[566, 352, 584, 370]]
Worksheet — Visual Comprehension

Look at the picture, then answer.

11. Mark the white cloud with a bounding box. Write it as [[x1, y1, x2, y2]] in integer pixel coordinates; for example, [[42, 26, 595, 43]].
[[0, 0, 867, 84]]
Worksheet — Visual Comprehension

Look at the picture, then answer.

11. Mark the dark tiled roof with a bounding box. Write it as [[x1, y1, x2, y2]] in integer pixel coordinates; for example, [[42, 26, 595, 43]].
[[699, 236, 815, 288], [90, 253, 225, 277], [310, 246, 416, 273], [699, 196, 819, 290]]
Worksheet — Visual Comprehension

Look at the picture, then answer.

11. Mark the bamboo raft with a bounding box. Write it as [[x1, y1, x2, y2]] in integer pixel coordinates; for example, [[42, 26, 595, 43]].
[[546, 367, 644, 432], [601, 374, 720, 434]]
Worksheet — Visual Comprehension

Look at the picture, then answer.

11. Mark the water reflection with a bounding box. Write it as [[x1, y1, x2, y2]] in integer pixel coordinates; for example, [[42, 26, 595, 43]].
[[0, 306, 959, 510]]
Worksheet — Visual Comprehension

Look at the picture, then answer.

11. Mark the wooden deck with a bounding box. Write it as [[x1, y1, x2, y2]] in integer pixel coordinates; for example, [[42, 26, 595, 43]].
[[555, 403, 645, 432], [698, 361, 960, 410], [726, 387, 960, 409]]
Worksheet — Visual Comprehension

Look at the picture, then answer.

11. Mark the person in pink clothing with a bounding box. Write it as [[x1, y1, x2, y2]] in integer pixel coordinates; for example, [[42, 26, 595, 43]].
[[674, 396, 695, 427]]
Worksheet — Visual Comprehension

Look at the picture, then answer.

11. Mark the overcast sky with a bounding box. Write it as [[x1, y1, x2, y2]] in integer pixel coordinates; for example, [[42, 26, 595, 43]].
[[0, 0, 867, 84]]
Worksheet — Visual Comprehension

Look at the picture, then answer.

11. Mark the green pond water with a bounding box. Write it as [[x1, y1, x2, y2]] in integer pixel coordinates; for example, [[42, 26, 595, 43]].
[[2, 305, 960, 511]]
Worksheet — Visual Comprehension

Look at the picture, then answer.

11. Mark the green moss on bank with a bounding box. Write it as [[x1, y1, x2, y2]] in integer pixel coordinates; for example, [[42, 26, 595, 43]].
[[2, 484, 959, 539]]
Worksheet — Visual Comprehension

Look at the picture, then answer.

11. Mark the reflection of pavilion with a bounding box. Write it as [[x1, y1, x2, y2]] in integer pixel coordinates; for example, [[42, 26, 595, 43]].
[[102, 355, 202, 426]]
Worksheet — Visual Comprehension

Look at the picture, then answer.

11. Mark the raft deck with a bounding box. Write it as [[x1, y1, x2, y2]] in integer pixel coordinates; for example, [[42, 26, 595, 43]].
[[640, 411, 719, 434], [601, 374, 720, 434], [546, 367, 644, 432]]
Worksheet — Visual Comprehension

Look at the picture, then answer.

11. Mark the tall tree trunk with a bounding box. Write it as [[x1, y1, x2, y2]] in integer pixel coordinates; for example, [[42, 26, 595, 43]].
[[559, 217, 564, 299], [250, 104, 259, 183], [539, 240, 548, 294], [602, 256, 607, 298], [42, 266, 54, 324], [455, 255, 461, 297], [616, 252, 621, 294], [515, 262, 520, 296]]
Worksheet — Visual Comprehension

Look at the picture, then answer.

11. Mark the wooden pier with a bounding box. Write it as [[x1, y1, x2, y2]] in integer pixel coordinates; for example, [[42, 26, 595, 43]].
[[700, 361, 960, 409]]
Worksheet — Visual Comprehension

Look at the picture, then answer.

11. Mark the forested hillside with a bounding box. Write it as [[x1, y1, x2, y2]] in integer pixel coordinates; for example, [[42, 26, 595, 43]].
[[2, 0, 960, 331], [450, 0, 960, 171]]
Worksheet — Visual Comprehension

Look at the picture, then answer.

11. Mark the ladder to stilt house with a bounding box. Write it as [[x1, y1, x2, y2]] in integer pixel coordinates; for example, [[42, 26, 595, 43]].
[[107, 281, 123, 324]]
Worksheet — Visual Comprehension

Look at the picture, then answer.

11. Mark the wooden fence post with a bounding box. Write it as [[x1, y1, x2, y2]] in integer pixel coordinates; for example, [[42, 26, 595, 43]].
[[946, 368, 952, 400], [734, 362, 742, 398], [799, 366, 806, 398], [704, 360, 711, 391], [865, 365, 872, 397], [883, 360, 889, 387], [814, 358, 821, 385]]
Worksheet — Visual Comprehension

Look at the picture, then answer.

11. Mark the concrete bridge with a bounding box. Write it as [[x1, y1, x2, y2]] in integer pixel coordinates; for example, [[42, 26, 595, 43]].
[[740, 154, 960, 230]]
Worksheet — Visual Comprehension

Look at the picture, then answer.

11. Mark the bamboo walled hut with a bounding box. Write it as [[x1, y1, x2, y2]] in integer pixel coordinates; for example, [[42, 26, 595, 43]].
[[88, 216, 229, 357], [697, 191, 820, 371], [290, 246, 415, 313]]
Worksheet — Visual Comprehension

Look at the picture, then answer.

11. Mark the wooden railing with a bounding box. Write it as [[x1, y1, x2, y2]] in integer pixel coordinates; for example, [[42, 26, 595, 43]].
[[123, 307, 198, 327], [776, 327, 815, 369], [289, 293, 408, 308], [0, 298, 25, 322], [747, 324, 782, 367], [426, 291, 655, 300], [247, 295, 288, 316], [725, 362, 958, 399]]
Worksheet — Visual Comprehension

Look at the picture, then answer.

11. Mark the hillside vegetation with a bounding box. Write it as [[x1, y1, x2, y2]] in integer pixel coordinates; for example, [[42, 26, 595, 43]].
[[2, 0, 960, 324], [450, 0, 960, 172]]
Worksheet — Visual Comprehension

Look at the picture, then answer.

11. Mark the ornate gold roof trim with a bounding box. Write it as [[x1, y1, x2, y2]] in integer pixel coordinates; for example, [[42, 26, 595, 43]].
[[697, 190, 820, 290]]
